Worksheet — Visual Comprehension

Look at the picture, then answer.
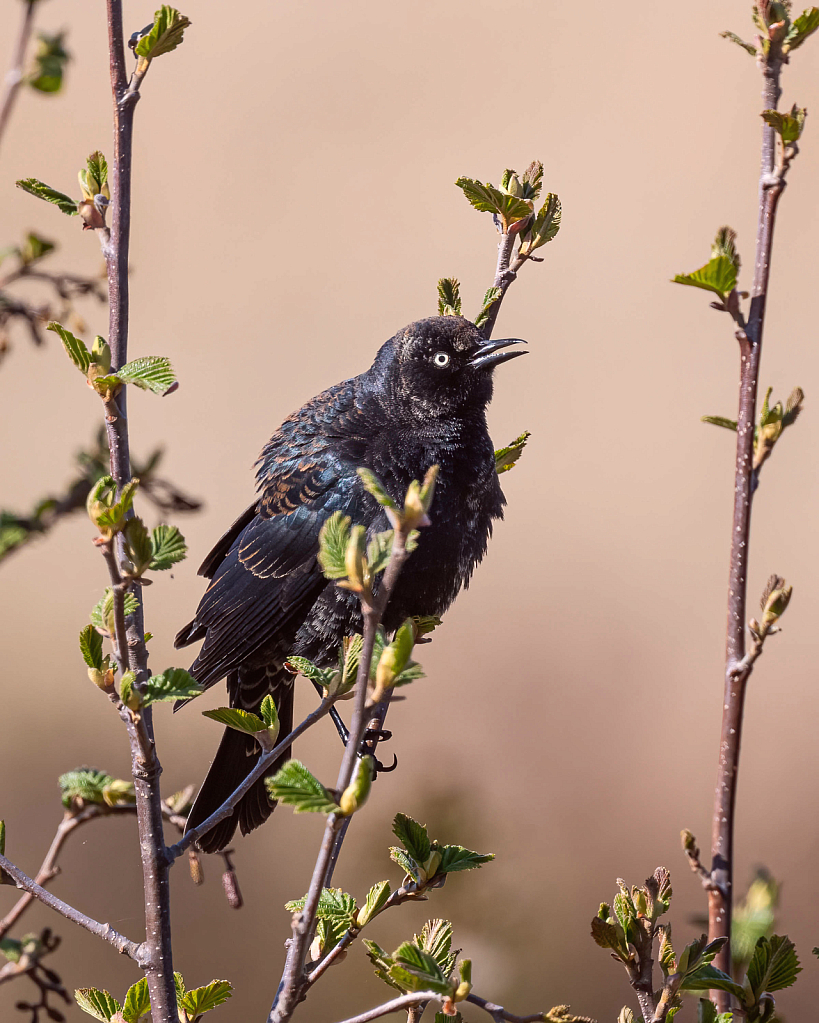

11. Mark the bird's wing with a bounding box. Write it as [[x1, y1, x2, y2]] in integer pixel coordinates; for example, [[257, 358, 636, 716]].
[[175, 386, 372, 692]]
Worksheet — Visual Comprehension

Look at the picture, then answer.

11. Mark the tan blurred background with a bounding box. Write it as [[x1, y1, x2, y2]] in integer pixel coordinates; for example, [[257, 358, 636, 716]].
[[2, 0, 818, 1019]]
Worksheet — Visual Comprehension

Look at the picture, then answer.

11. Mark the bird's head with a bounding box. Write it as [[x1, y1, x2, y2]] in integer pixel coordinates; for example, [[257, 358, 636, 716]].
[[370, 316, 527, 417]]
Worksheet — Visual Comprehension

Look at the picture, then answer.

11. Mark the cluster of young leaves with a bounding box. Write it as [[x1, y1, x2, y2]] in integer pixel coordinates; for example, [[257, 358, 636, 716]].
[[364, 918, 472, 1008], [58, 767, 134, 810], [390, 812, 494, 885], [203, 693, 280, 747], [672, 226, 742, 307], [29, 30, 70, 93], [130, 6, 192, 75], [721, 4, 819, 58], [702, 385, 804, 472], [594, 869, 801, 1022], [435, 276, 503, 332], [49, 320, 176, 400], [17, 150, 111, 229], [75, 974, 231, 1023]]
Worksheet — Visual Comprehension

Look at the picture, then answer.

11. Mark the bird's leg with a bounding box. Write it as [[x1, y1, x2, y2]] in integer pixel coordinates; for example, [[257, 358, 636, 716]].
[[310, 680, 350, 744], [360, 717, 397, 774]]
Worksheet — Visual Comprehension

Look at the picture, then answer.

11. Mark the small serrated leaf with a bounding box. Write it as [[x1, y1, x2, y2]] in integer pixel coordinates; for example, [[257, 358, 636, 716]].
[[318, 511, 352, 579], [265, 760, 339, 814], [438, 844, 494, 873], [357, 880, 391, 927], [117, 356, 176, 395], [144, 667, 202, 706], [59, 768, 113, 808], [392, 812, 431, 863], [122, 978, 150, 1022], [79, 624, 104, 669], [74, 988, 122, 1021], [149, 523, 187, 570], [178, 980, 233, 1016], [47, 321, 91, 373], [16, 178, 78, 215], [720, 29, 758, 54], [673, 255, 738, 299], [785, 7, 819, 50], [202, 707, 266, 733], [134, 6, 192, 62], [701, 415, 738, 431], [494, 431, 530, 474], [437, 278, 462, 317]]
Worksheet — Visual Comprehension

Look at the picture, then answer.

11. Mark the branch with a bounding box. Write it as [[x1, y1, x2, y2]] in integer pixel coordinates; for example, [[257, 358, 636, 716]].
[[709, 49, 785, 1006], [466, 993, 550, 1023], [0, 0, 36, 151], [165, 697, 336, 861], [0, 851, 145, 963], [269, 527, 414, 1023], [333, 992, 443, 1023], [478, 228, 530, 339]]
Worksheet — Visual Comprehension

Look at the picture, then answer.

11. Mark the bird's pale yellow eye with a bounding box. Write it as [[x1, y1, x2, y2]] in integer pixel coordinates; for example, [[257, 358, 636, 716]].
[[433, 351, 450, 368]]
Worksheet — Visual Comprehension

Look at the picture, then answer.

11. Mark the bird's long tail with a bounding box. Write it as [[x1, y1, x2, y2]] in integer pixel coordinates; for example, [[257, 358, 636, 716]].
[[185, 673, 294, 854]]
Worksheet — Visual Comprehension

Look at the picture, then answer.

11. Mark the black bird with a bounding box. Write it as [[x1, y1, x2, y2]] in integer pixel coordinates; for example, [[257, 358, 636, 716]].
[[175, 315, 526, 852]]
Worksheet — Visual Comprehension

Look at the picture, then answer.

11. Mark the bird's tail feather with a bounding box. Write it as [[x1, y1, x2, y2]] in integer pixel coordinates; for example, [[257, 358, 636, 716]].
[[185, 683, 294, 854]]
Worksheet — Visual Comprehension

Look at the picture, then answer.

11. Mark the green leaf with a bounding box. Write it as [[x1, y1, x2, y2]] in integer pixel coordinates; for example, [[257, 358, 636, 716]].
[[149, 523, 187, 570], [265, 760, 339, 814], [0, 937, 22, 962], [366, 530, 396, 575], [416, 918, 454, 973], [260, 694, 278, 730], [437, 278, 462, 317], [762, 105, 806, 143], [285, 887, 358, 926], [389, 846, 423, 883], [455, 176, 533, 232], [285, 655, 335, 688], [474, 286, 502, 330], [122, 978, 151, 1022], [144, 667, 202, 706], [29, 31, 70, 93], [518, 192, 562, 255], [785, 7, 819, 50], [318, 511, 352, 578], [16, 178, 78, 216], [591, 916, 627, 958], [357, 880, 391, 927], [494, 431, 530, 474], [79, 624, 104, 669], [47, 321, 91, 373], [746, 935, 801, 997], [19, 232, 55, 265], [124, 517, 153, 574], [364, 938, 404, 993], [203, 706, 266, 733], [672, 255, 738, 299], [90, 587, 139, 634], [520, 160, 544, 200], [392, 812, 431, 863], [389, 941, 452, 995], [438, 844, 494, 873], [81, 151, 108, 197], [720, 30, 757, 54], [680, 964, 746, 1001], [711, 226, 740, 270], [134, 6, 192, 61], [94, 479, 140, 533], [174, 972, 186, 1000], [701, 416, 738, 431], [59, 768, 113, 807], [178, 980, 233, 1016], [357, 468, 398, 509], [117, 356, 177, 395], [74, 988, 122, 1021]]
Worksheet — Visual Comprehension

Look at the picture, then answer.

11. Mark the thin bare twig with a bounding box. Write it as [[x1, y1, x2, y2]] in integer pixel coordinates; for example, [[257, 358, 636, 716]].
[[333, 992, 442, 1023], [466, 993, 551, 1023], [0, 0, 36, 151], [709, 51, 785, 1002], [0, 852, 144, 963]]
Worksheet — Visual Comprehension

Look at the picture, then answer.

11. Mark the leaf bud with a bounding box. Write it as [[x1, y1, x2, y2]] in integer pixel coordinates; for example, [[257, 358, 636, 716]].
[[633, 889, 648, 918], [344, 524, 368, 592], [78, 199, 106, 230], [421, 847, 442, 881], [374, 619, 414, 697], [338, 755, 374, 816], [761, 576, 792, 627], [454, 958, 472, 1001], [90, 335, 112, 373]]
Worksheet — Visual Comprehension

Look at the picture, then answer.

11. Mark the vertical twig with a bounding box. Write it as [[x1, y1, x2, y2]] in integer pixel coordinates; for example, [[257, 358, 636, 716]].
[[102, 4, 177, 1020], [0, 0, 36, 151], [708, 53, 784, 1001], [269, 532, 412, 1023]]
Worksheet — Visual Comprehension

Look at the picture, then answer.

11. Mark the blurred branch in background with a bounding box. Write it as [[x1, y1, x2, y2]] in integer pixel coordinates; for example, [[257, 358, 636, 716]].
[[0, 427, 201, 565]]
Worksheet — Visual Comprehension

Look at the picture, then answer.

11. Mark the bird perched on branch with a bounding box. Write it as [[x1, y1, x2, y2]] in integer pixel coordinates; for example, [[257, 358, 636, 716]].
[[175, 316, 526, 852]]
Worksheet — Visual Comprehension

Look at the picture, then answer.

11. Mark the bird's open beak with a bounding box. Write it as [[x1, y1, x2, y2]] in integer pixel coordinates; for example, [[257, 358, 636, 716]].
[[468, 337, 528, 370]]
